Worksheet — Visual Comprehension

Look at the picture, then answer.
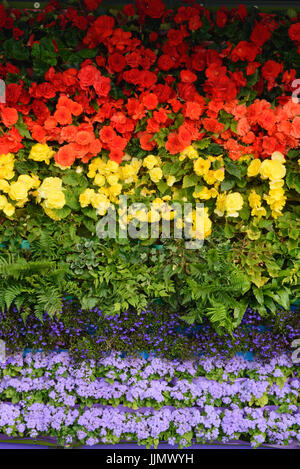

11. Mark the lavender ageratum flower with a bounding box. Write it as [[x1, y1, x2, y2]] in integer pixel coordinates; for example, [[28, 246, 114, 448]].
[[86, 437, 99, 446], [0, 350, 299, 447], [77, 430, 87, 440], [0, 388, 298, 447]]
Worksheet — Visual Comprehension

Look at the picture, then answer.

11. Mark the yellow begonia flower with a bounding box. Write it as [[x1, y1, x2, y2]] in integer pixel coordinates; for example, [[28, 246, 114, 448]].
[[0, 195, 8, 209], [148, 208, 161, 223], [91, 193, 110, 215], [135, 209, 148, 223], [203, 170, 216, 185], [94, 174, 106, 187], [271, 151, 285, 163], [18, 174, 39, 190], [3, 203, 15, 217], [210, 188, 218, 198], [104, 160, 119, 173], [152, 198, 164, 207], [121, 165, 135, 181], [87, 170, 96, 179], [271, 199, 286, 211], [269, 180, 284, 190], [143, 155, 158, 170], [9, 181, 28, 201], [214, 193, 227, 217], [15, 198, 28, 208], [107, 174, 119, 186], [190, 208, 212, 239], [214, 168, 225, 182], [37, 178, 65, 211], [260, 159, 286, 181], [149, 167, 163, 183], [161, 204, 175, 221], [225, 192, 244, 217], [203, 215, 212, 238], [92, 158, 106, 172], [180, 146, 198, 160], [38, 177, 62, 195], [99, 186, 110, 197], [247, 159, 261, 177], [0, 179, 10, 193], [193, 187, 211, 200], [30, 174, 41, 189], [264, 185, 286, 218], [0, 153, 15, 180], [166, 175, 176, 187], [251, 206, 266, 218], [130, 158, 142, 173], [0, 167, 14, 180], [79, 188, 95, 207], [208, 155, 223, 163], [29, 143, 55, 165], [267, 188, 285, 202], [187, 148, 198, 160], [108, 183, 122, 199], [248, 190, 261, 209], [175, 218, 184, 230], [43, 191, 65, 209], [194, 157, 211, 176]]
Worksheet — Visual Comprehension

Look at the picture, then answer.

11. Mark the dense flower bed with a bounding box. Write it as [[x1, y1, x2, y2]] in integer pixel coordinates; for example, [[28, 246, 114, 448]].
[[0, 1, 299, 222], [0, 1, 299, 327], [1, 302, 300, 361], [0, 351, 299, 448], [0, 1, 299, 450]]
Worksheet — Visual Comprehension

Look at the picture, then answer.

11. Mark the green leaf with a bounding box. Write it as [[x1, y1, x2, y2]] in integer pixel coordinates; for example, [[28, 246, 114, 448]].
[[3, 38, 29, 61], [77, 48, 98, 58], [62, 171, 87, 187], [225, 159, 242, 179], [140, 237, 157, 246], [233, 299, 248, 326], [230, 121, 238, 133], [81, 296, 98, 310], [292, 175, 300, 194], [275, 289, 290, 310], [264, 296, 276, 312], [65, 192, 80, 211], [156, 180, 169, 194], [239, 205, 250, 221], [83, 218, 96, 233], [194, 138, 210, 150], [220, 179, 235, 191], [253, 287, 264, 305], [15, 115, 32, 139], [182, 174, 199, 188], [256, 394, 268, 407], [54, 206, 72, 219], [224, 222, 236, 238], [82, 207, 98, 221]]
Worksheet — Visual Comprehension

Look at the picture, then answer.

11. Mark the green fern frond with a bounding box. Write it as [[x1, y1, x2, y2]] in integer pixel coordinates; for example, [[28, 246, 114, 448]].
[[0, 260, 56, 279], [31, 232, 58, 260], [3, 285, 24, 310], [35, 286, 63, 318]]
